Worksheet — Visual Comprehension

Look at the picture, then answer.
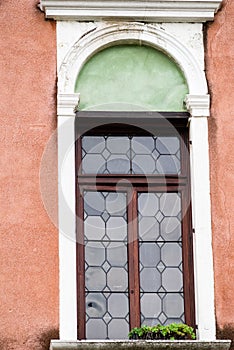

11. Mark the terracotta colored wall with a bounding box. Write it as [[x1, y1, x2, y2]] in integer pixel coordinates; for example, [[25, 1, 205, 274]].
[[1, 0, 234, 348], [0, 1, 58, 349], [206, 0, 234, 338]]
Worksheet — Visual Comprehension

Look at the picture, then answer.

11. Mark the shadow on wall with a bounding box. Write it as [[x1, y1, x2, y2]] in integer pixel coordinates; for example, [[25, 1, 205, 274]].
[[0, 328, 59, 350], [217, 324, 234, 350]]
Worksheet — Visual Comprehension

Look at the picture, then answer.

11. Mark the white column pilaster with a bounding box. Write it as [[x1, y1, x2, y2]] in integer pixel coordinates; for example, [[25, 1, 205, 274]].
[[58, 93, 79, 340], [187, 93, 216, 340]]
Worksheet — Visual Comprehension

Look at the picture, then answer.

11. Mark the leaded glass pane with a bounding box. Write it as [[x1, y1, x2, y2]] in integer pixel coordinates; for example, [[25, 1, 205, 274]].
[[107, 267, 128, 291], [162, 268, 183, 292], [138, 217, 160, 241], [81, 135, 181, 174], [163, 293, 184, 318], [84, 191, 129, 339], [140, 243, 160, 267], [140, 268, 161, 292], [141, 293, 161, 319], [85, 242, 105, 266], [86, 292, 129, 339], [108, 319, 129, 339], [138, 192, 184, 326], [106, 217, 127, 241], [107, 242, 127, 266], [138, 192, 182, 242], [86, 319, 107, 339]]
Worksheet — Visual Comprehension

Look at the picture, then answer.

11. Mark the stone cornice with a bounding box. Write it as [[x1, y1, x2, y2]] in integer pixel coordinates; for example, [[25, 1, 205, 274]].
[[39, 0, 222, 22]]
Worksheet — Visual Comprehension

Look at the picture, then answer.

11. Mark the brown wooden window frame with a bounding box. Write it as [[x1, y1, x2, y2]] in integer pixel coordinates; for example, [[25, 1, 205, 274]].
[[75, 111, 195, 339]]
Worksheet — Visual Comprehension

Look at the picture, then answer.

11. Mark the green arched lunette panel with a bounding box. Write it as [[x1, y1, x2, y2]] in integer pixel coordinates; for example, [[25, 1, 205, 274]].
[[75, 45, 188, 111]]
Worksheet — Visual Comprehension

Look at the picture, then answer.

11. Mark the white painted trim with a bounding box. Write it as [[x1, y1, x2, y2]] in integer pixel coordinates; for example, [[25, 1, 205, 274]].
[[39, 0, 222, 22], [56, 22, 216, 341], [58, 23, 208, 96], [185, 94, 210, 117], [189, 117, 215, 340], [58, 115, 77, 340]]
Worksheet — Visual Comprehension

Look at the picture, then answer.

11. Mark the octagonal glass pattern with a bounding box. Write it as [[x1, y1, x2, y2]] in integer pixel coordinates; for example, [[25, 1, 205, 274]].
[[84, 190, 186, 338], [82, 136, 181, 174], [84, 191, 129, 339], [138, 192, 184, 325]]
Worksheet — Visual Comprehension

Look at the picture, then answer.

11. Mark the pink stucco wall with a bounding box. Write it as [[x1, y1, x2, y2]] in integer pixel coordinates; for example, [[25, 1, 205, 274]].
[[0, 0, 233, 349], [0, 1, 58, 349], [206, 0, 234, 335]]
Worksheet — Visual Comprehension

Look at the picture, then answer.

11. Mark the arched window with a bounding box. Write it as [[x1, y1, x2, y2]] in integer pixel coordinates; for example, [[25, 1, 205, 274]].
[[75, 45, 195, 339]]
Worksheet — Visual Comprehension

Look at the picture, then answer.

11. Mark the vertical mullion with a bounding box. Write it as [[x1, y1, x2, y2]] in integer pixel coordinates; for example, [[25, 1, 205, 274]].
[[180, 126, 196, 328], [181, 187, 196, 329], [128, 187, 140, 330], [76, 135, 86, 339]]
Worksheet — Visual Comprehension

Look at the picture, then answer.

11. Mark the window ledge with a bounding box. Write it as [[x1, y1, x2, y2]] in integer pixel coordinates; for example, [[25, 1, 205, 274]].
[[50, 340, 231, 350], [39, 0, 222, 22]]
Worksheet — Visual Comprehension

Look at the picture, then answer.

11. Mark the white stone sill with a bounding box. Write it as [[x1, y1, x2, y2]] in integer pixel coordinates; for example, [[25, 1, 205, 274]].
[[50, 339, 231, 350]]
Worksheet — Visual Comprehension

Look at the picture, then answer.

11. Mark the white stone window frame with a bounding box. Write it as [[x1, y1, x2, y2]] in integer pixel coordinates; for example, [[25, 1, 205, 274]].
[[39, 0, 222, 341]]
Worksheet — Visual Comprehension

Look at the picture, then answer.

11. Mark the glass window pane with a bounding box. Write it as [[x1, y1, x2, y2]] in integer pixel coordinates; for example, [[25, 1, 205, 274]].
[[108, 294, 129, 318], [156, 155, 181, 174], [86, 293, 106, 318], [107, 267, 128, 292], [160, 217, 181, 241], [86, 267, 106, 291], [82, 135, 181, 174], [132, 137, 154, 154], [107, 242, 127, 267], [108, 319, 129, 339], [85, 242, 105, 266], [106, 156, 130, 174], [82, 136, 105, 153], [86, 292, 129, 340], [138, 216, 160, 241], [140, 243, 160, 267], [162, 268, 183, 292], [106, 217, 127, 241], [132, 154, 156, 174], [138, 191, 185, 326], [84, 216, 105, 241], [140, 268, 161, 292], [156, 137, 180, 155], [84, 191, 105, 216], [106, 137, 130, 154], [105, 192, 126, 216], [163, 293, 184, 320], [86, 319, 107, 339], [138, 193, 159, 217], [141, 294, 161, 319]]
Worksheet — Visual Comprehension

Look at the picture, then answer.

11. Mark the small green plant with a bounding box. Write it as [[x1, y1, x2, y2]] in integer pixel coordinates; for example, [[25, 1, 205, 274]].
[[128, 323, 196, 340]]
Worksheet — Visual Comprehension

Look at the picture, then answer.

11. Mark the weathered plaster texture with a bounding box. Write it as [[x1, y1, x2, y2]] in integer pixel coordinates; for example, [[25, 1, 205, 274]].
[[0, 0, 58, 349], [206, 0, 234, 332]]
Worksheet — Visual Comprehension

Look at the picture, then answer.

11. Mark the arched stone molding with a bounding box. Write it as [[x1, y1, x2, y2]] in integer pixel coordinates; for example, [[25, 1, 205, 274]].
[[58, 23, 209, 116]]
